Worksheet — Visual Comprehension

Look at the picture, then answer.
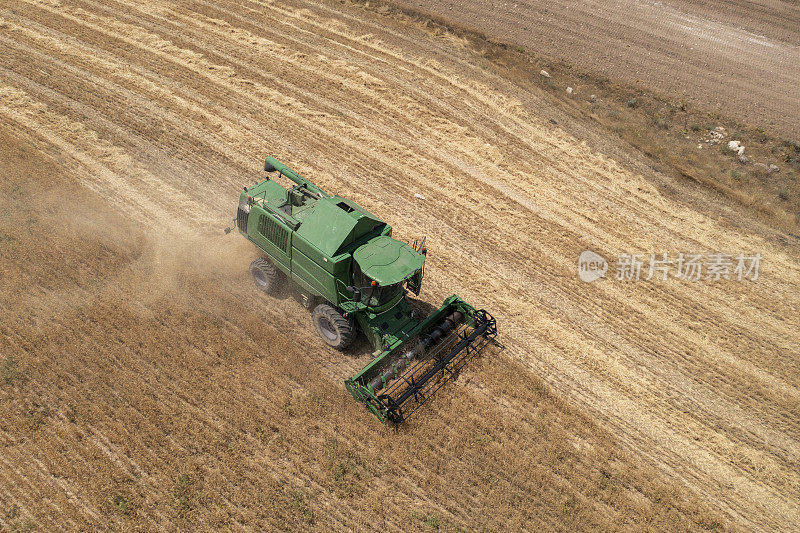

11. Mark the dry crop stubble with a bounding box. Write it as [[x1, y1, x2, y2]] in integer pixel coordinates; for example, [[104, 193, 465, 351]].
[[0, 0, 798, 530]]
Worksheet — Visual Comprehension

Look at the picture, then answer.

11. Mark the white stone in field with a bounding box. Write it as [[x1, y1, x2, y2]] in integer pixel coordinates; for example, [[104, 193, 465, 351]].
[[539, 69, 550, 78], [566, 87, 574, 94], [727, 140, 745, 155]]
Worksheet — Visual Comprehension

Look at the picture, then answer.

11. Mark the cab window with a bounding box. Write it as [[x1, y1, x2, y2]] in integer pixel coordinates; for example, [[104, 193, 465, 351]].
[[352, 262, 403, 306]]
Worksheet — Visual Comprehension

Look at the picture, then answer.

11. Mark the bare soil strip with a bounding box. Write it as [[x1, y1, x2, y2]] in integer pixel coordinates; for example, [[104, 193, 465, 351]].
[[389, 0, 800, 138]]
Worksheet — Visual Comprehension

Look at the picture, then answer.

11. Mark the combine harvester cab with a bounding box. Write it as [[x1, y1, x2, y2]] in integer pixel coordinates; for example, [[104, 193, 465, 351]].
[[236, 157, 496, 423]]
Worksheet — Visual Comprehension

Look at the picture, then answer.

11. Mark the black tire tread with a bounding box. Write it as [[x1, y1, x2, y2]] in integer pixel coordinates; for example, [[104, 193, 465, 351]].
[[250, 258, 282, 294], [312, 303, 355, 350]]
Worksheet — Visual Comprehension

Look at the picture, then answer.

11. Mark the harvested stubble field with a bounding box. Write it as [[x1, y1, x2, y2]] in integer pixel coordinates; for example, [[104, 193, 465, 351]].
[[0, 0, 798, 531]]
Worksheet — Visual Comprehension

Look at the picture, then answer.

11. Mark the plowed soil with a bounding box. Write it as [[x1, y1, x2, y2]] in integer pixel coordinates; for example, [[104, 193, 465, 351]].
[[393, 0, 800, 138], [1, 0, 798, 531]]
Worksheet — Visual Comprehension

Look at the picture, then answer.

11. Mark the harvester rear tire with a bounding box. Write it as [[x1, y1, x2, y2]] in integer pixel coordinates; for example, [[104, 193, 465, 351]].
[[312, 304, 355, 351], [250, 258, 282, 294]]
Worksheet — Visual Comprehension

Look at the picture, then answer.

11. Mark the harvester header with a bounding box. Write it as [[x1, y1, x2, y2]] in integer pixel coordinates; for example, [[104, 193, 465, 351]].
[[235, 157, 496, 423]]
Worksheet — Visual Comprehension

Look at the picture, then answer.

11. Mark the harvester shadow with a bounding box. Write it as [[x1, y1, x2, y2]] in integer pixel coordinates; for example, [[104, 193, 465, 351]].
[[349, 332, 374, 358], [406, 296, 438, 319], [272, 282, 294, 302]]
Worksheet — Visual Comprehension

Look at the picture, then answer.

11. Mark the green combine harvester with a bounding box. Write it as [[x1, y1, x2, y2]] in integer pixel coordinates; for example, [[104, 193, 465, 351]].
[[235, 157, 496, 423]]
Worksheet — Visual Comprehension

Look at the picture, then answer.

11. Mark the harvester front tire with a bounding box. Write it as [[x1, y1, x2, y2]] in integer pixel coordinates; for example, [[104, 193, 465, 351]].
[[250, 258, 282, 294], [312, 304, 355, 351]]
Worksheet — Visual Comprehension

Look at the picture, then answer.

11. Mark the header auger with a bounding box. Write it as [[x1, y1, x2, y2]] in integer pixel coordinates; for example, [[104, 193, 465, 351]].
[[235, 157, 496, 423]]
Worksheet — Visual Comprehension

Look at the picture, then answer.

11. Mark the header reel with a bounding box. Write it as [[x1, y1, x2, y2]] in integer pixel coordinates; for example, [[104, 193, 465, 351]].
[[346, 297, 497, 424]]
